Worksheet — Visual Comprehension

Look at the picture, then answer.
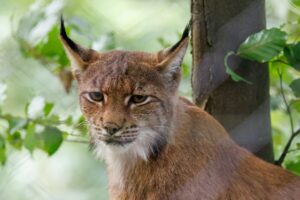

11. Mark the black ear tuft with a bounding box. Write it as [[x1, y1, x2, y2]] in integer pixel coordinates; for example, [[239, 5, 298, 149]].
[[181, 18, 192, 40], [60, 15, 67, 38], [60, 16, 79, 53], [169, 19, 191, 52]]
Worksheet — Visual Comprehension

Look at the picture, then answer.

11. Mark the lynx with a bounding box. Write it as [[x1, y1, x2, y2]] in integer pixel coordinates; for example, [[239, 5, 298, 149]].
[[60, 18, 300, 200]]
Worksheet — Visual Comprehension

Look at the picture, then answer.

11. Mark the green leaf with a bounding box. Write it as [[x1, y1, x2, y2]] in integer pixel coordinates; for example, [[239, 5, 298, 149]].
[[24, 123, 37, 153], [291, 99, 300, 113], [157, 37, 171, 48], [285, 159, 300, 176], [224, 52, 252, 84], [0, 135, 6, 165], [182, 63, 190, 78], [44, 103, 54, 117], [237, 28, 287, 62], [40, 127, 63, 156], [7, 131, 23, 150], [291, 0, 300, 7], [35, 26, 69, 67], [76, 116, 88, 135], [289, 78, 300, 97], [8, 118, 27, 134], [284, 43, 300, 71], [65, 116, 73, 126], [24, 102, 29, 117], [48, 115, 61, 124]]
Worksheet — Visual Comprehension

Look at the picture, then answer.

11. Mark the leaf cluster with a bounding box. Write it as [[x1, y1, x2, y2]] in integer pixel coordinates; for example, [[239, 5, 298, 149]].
[[0, 94, 88, 165], [225, 26, 300, 173]]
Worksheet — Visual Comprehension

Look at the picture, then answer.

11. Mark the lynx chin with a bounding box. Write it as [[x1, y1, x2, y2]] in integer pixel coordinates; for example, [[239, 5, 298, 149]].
[[60, 17, 300, 200]]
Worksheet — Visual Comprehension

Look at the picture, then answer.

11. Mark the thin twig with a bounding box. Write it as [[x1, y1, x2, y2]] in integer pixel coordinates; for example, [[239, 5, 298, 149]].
[[65, 139, 90, 144], [66, 132, 87, 138], [288, 148, 300, 154], [276, 60, 290, 66], [274, 68, 298, 166], [277, 68, 294, 133], [275, 128, 300, 166]]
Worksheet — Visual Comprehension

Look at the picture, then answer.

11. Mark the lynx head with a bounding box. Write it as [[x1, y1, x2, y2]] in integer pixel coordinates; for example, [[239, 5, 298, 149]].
[[60, 18, 190, 162]]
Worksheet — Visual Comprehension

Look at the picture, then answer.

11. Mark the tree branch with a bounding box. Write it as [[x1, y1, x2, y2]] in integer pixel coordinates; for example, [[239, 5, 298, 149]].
[[274, 68, 298, 166]]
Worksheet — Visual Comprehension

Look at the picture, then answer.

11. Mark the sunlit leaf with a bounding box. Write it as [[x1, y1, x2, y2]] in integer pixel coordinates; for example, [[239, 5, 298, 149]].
[[269, 60, 295, 84], [182, 63, 190, 78], [24, 123, 37, 153], [0, 135, 6, 165], [44, 102, 54, 117], [285, 158, 300, 176], [7, 131, 23, 150], [76, 116, 88, 135], [237, 28, 287, 62], [289, 78, 300, 97], [291, 100, 300, 113], [65, 116, 73, 126], [40, 127, 63, 156], [8, 118, 27, 134], [284, 43, 300, 71], [48, 115, 61, 124], [291, 0, 300, 7], [36, 26, 69, 67]]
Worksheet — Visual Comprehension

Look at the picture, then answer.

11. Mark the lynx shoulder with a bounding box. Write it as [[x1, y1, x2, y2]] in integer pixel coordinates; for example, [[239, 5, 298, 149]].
[[60, 18, 300, 200]]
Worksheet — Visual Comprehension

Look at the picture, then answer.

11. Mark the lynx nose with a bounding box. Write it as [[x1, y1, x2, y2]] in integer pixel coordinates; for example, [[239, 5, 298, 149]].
[[103, 123, 121, 135]]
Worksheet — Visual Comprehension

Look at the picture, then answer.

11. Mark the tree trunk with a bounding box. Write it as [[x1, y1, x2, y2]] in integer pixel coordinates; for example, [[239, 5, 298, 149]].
[[191, 0, 274, 162]]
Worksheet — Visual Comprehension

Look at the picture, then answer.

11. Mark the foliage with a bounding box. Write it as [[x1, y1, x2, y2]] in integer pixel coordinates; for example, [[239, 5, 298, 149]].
[[2, 0, 299, 179], [0, 90, 88, 165], [1, 0, 193, 166], [225, 25, 300, 173], [0, 0, 116, 165], [13, 0, 117, 93], [237, 28, 287, 62]]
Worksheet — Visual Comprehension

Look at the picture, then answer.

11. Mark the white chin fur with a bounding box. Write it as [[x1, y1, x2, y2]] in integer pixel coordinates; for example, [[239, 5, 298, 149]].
[[92, 128, 164, 187], [93, 128, 162, 163]]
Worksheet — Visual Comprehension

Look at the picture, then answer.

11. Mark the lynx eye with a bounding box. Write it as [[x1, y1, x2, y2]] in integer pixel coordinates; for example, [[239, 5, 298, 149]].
[[130, 95, 148, 104], [88, 92, 104, 102]]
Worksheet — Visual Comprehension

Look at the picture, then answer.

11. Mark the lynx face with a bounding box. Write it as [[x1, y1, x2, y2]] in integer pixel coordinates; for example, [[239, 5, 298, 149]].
[[60, 18, 189, 161], [78, 52, 176, 160]]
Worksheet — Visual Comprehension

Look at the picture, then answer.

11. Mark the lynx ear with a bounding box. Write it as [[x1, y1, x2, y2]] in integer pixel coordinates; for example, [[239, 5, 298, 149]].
[[60, 17, 97, 77], [156, 21, 191, 81]]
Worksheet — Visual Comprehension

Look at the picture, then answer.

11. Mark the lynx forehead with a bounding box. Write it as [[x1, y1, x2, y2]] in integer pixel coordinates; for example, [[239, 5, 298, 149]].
[[79, 51, 165, 93]]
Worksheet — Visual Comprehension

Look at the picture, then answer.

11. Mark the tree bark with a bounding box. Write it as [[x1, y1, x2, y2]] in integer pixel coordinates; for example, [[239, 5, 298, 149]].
[[191, 0, 274, 162]]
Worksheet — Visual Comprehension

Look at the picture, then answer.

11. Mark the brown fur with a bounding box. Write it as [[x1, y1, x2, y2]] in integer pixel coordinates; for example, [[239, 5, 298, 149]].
[[60, 19, 300, 199], [110, 103, 300, 199]]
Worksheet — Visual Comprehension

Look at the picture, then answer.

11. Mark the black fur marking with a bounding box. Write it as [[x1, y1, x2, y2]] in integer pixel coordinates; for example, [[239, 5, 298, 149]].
[[169, 19, 192, 52], [150, 136, 167, 160], [60, 16, 80, 54]]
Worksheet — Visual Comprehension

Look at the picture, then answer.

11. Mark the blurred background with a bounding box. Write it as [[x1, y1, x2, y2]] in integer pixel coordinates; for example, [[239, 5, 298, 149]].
[[0, 0, 299, 199]]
